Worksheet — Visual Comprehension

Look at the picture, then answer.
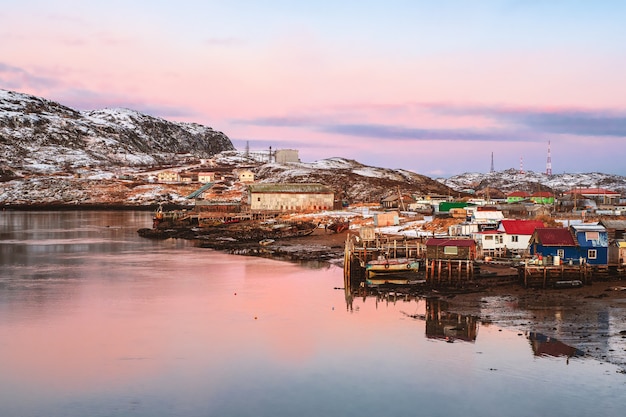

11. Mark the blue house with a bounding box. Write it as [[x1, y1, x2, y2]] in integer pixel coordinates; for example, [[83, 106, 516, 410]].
[[529, 228, 579, 263], [570, 223, 609, 266]]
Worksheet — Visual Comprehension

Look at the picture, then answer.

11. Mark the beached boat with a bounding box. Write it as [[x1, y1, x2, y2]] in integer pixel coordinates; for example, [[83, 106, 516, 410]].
[[326, 219, 350, 233]]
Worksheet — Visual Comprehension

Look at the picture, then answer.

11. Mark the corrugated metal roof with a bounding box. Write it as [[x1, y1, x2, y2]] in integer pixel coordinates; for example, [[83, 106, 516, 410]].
[[570, 223, 606, 232], [600, 219, 626, 229], [473, 211, 504, 220], [426, 238, 476, 247], [499, 219, 545, 235], [533, 228, 577, 246], [249, 183, 333, 194]]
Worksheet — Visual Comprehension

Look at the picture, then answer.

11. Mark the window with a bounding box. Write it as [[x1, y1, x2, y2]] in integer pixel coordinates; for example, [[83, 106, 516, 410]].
[[495, 235, 503, 244], [557, 249, 565, 258], [586, 231, 599, 241], [484, 235, 493, 241], [444, 246, 458, 255], [511, 235, 519, 243], [588, 249, 597, 259]]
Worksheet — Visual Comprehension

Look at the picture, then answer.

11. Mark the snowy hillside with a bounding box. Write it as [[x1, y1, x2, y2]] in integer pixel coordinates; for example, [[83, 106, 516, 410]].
[[438, 168, 626, 195], [224, 154, 456, 204], [0, 89, 234, 175]]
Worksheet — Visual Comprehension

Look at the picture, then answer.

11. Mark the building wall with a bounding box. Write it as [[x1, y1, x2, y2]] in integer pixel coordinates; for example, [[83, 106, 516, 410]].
[[426, 245, 475, 260], [157, 171, 179, 182], [275, 149, 300, 164], [250, 192, 333, 211], [238, 171, 255, 182], [198, 172, 215, 183]]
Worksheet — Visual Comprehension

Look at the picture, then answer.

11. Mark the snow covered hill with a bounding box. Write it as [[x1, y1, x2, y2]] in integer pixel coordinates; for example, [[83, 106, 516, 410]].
[[240, 155, 455, 204], [0, 89, 234, 176], [438, 168, 626, 195], [1, 89, 624, 207]]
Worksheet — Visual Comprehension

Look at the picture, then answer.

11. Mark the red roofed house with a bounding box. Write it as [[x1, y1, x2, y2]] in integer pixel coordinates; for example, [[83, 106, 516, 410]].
[[528, 227, 579, 262], [425, 238, 477, 260], [476, 219, 545, 257], [564, 188, 621, 205]]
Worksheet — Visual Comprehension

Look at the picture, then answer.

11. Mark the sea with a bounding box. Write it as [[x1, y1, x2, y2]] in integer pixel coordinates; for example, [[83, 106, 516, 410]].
[[0, 211, 624, 417]]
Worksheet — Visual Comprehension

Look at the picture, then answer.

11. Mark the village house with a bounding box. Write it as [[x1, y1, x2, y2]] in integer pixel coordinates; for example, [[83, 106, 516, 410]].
[[530, 191, 555, 205], [157, 170, 179, 183], [528, 227, 579, 264], [437, 201, 470, 214], [237, 169, 255, 183], [506, 191, 530, 203], [448, 222, 479, 237], [178, 172, 197, 183], [470, 206, 503, 230], [425, 238, 477, 260], [570, 223, 609, 266], [248, 183, 334, 212], [197, 171, 216, 183], [475, 219, 544, 257], [616, 241, 626, 265], [380, 193, 414, 210], [564, 188, 621, 205], [599, 219, 626, 265]]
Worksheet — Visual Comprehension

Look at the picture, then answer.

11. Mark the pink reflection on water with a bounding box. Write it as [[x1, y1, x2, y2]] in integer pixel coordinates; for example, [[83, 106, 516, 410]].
[[0, 251, 347, 392]]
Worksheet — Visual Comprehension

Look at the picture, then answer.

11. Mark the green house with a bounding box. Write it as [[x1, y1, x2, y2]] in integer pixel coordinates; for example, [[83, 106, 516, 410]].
[[530, 191, 555, 205]]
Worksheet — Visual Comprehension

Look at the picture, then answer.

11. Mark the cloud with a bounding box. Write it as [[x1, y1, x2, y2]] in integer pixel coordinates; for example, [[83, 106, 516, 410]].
[[422, 103, 626, 138], [508, 111, 626, 137], [0, 62, 60, 90], [233, 113, 534, 142], [234, 103, 626, 143]]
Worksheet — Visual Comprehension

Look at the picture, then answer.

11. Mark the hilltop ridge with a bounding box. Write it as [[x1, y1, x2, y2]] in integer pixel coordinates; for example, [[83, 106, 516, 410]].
[[1, 89, 625, 208]]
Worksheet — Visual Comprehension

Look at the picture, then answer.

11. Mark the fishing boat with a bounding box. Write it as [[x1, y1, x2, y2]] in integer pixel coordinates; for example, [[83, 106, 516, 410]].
[[365, 258, 421, 285]]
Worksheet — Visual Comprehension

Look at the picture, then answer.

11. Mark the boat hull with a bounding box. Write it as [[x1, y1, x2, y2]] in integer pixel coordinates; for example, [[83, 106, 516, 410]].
[[365, 259, 420, 285]]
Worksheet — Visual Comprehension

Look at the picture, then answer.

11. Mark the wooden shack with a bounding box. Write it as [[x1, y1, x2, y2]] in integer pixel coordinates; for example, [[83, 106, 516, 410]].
[[425, 238, 477, 260]]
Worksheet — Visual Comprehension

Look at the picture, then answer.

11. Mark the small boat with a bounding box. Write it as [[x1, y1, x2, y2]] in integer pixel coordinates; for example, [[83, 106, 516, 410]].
[[366, 258, 420, 275], [365, 258, 420, 285], [259, 238, 275, 246], [326, 219, 350, 233]]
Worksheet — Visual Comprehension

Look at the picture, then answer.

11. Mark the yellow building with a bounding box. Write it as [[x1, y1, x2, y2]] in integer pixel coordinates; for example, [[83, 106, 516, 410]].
[[157, 170, 179, 183]]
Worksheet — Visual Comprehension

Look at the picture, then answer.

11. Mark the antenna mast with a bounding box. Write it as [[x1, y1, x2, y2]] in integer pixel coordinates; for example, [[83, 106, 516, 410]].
[[490, 152, 494, 173], [546, 141, 552, 175], [520, 156, 524, 174]]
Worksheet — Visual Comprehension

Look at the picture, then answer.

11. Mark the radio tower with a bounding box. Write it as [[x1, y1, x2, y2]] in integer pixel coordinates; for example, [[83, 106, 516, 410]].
[[546, 141, 552, 175], [490, 152, 494, 173], [519, 156, 524, 174]]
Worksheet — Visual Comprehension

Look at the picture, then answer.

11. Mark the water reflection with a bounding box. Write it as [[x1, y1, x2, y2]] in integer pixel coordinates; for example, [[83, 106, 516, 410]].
[[424, 298, 478, 342], [1, 211, 625, 417], [528, 332, 585, 358]]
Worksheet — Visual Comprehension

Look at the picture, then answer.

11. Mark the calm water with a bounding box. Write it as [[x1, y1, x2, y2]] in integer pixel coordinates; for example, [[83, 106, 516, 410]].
[[0, 211, 624, 417]]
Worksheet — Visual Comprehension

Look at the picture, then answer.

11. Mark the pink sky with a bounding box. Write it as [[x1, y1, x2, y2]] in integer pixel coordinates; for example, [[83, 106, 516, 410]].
[[2, 1, 625, 176]]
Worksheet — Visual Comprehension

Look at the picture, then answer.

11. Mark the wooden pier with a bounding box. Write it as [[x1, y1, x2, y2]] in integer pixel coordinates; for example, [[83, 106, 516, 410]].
[[520, 264, 591, 288], [344, 233, 477, 289]]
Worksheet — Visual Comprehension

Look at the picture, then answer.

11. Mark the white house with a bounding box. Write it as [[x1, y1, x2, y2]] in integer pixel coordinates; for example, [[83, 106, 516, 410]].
[[474, 219, 545, 257]]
